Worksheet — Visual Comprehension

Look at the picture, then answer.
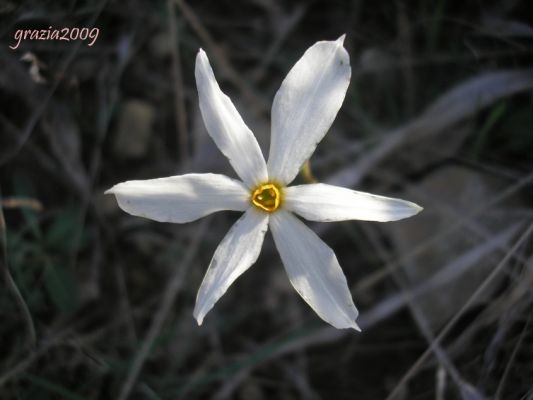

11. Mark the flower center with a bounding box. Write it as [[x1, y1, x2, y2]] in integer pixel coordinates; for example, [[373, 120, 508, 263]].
[[251, 183, 282, 212]]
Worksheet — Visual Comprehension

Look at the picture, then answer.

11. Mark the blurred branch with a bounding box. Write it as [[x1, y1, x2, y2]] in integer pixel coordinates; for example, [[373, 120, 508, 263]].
[[174, 0, 269, 114], [0, 294, 163, 387], [0, 113, 85, 195], [249, 4, 306, 83], [329, 69, 533, 188], [168, 0, 189, 164], [1, 197, 42, 211], [0, 187, 36, 348], [117, 218, 210, 400]]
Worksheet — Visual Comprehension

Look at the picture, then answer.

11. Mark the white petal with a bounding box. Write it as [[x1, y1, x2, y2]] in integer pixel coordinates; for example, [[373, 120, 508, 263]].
[[267, 35, 351, 184], [194, 208, 268, 325], [285, 183, 423, 222], [195, 49, 268, 188], [269, 210, 360, 330], [106, 173, 249, 223]]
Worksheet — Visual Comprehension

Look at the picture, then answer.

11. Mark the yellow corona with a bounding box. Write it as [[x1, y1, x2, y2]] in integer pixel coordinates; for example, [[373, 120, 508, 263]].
[[251, 183, 282, 212]]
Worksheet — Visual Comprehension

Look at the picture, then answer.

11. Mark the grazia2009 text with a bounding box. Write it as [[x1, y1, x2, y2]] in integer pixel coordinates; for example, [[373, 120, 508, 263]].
[[10, 26, 99, 50]]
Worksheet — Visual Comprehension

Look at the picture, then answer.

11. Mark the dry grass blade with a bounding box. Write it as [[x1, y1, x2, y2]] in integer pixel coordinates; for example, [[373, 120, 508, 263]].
[[494, 314, 531, 400], [385, 221, 533, 400], [364, 220, 486, 398], [362, 223, 520, 328]]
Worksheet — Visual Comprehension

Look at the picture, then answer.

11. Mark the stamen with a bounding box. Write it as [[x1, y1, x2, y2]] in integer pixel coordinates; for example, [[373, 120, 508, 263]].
[[251, 183, 282, 212]]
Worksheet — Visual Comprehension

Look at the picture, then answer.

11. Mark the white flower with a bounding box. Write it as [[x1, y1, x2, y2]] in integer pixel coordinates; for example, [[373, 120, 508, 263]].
[[106, 36, 422, 330]]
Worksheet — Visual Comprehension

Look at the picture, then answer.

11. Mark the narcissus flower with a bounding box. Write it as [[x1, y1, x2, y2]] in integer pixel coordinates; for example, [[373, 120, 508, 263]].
[[106, 36, 422, 330]]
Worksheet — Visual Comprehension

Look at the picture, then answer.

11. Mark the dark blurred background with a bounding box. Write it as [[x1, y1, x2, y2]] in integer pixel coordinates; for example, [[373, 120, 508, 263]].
[[1, 0, 533, 399]]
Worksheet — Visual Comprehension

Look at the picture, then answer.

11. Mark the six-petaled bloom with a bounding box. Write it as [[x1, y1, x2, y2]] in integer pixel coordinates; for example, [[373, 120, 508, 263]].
[[106, 35, 422, 330]]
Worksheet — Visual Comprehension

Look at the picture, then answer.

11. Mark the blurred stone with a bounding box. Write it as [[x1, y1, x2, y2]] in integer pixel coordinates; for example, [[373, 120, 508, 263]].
[[150, 32, 172, 58], [114, 99, 155, 158], [42, 103, 88, 194], [239, 381, 265, 400], [401, 122, 472, 172], [358, 47, 394, 73], [388, 166, 521, 329], [20, 52, 47, 84], [482, 16, 533, 37], [0, 1, 16, 13]]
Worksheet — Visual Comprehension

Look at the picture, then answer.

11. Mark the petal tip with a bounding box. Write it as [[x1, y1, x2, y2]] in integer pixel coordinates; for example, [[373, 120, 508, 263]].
[[104, 185, 118, 195], [195, 50, 202, 62], [401, 200, 424, 218], [104, 182, 127, 195], [413, 203, 424, 214], [195, 48, 208, 67], [194, 311, 205, 326], [337, 34, 346, 44]]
